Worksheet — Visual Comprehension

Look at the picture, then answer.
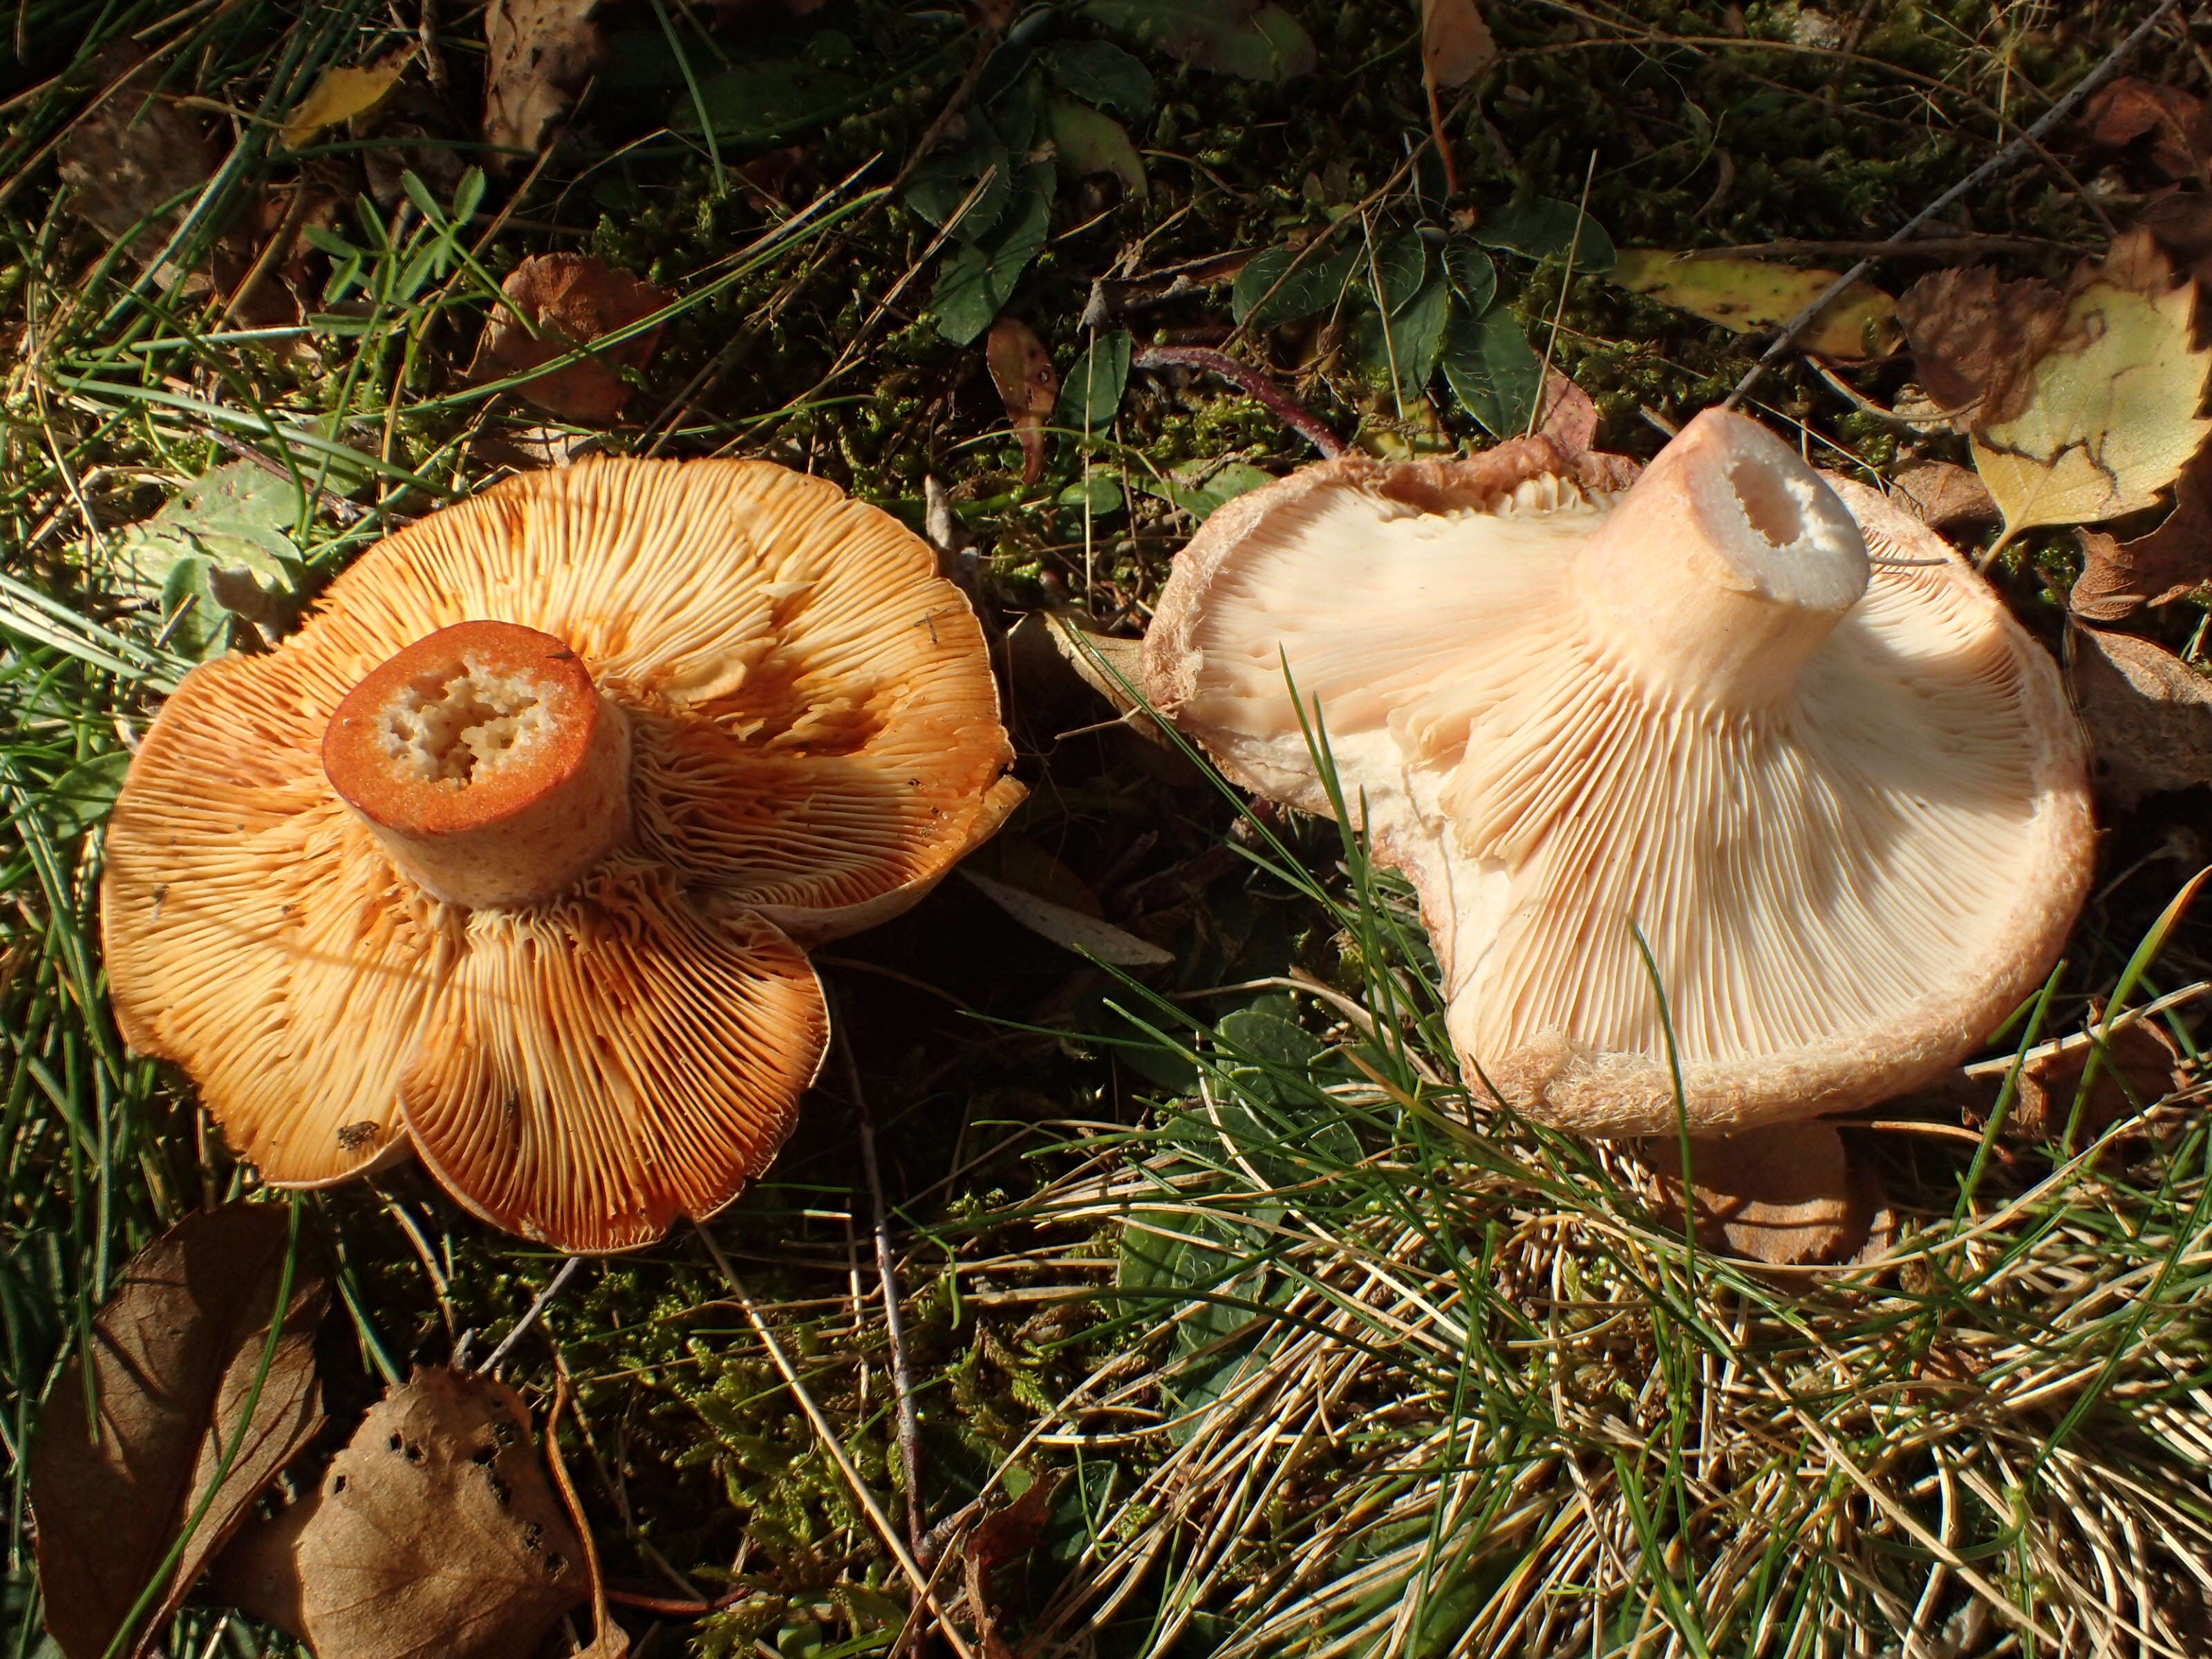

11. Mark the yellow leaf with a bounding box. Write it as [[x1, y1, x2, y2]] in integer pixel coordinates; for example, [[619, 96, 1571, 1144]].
[[281, 55, 406, 149], [1611, 250, 1898, 359], [1972, 234, 2212, 551]]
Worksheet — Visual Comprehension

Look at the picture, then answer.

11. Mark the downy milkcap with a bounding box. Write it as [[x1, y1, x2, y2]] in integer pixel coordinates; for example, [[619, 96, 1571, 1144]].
[[1145, 411, 2094, 1136], [103, 459, 1024, 1251]]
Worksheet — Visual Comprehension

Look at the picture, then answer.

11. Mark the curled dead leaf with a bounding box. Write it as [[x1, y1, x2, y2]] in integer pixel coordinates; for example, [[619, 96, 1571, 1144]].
[[987, 319, 1058, 485], [2070, 442, 2212, 620], [1532, 368, 1600, 467], [1891, 460, 1998, 533], [473, 253, 672, 424], [59, 46, 226, 261], [30, 1206, 327, 1659], [2076, 77, 2212, 182], [485, 0, 609, 162], [1640, 1123, 1877, 1266], [1973, 1018, 2187, 1144], [1895, 263, 2065, 425], [217, 1367, 589, 1659], [1419, 0, 1497, 90], [964, 1474, 1061, 1659], [2068, 624, 2212, 807]]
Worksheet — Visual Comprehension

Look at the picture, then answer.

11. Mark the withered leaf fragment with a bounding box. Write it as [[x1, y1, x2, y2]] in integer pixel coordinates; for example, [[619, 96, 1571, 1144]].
[[221, 1368, 589, 1659], [2076, 77, 2212, 182], [1642, 1124, 1876, 1266], [2071, 442, 2212, 620], [1419, 0, 1497, 89], [1615, 251, 1897, 359], [474, 253, 672, 424], [964, 1475, 1061, 1659], [1892, 460, 1998, 533], [1894, 263, 2064, 424], [484, 0, 609, 162], [2068, 625, 2212, 807], [58, 46, 225, 259], [30, 1206, 327, 1659], [986, 319, 1058, 485], [281, 53, 409, 149], [1996, 1020, 2185, 1143]]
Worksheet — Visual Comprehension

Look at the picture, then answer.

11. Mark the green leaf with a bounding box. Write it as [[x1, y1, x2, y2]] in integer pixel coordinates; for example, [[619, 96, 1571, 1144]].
[[1232, 244, 1356, 328], [671, 59, 865, 143], [1042, 40, 1154, 121], [1083, 0, 1316, 81], [1045, 97, 1146, 197], [929, 165, 1053, 345], [1442, 306, 1545, 435], [1474, 197, 1616, 272], [1367, 231, 1429, 315], [1355, 278, 1451, 399], [905, 140, 1013, 243], [1443, 241, 1497, 311], [1057, 473, 1126, 516], [1056, 329, 1133, 433], [1136, 460, 1274, 521], [111, 460, 304, 591]]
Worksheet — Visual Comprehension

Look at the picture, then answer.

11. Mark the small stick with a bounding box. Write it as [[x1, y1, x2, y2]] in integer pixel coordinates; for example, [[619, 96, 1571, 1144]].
[[1723, 0, 2180, 410], [477, 1255, 583, 1374], [1960, 979, 2212, 1078], [832, 987, 932, 1570], [1132, 345, 1347, 457], [696, 1226, 981, 1659]]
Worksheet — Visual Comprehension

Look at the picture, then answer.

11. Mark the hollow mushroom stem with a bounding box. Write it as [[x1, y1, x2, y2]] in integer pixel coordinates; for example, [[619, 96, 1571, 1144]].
[[1570, 409, 1871, 709], [323, 620, 631, 909]]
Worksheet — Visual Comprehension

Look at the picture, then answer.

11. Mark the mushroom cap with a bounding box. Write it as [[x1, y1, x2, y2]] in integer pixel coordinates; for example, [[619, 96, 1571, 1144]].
[[1145, 413, 2094, 1136], [104, 458, 1022, 1250]]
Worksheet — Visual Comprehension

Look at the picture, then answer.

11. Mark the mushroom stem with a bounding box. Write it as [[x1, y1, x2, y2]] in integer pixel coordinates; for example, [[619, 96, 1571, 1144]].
[[323, 621, 631, 909], [1571, 409, 1869, 708]]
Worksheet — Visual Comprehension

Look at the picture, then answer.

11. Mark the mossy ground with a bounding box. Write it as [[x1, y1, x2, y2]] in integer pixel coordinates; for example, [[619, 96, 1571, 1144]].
[[4, 2, 2209, 1657]]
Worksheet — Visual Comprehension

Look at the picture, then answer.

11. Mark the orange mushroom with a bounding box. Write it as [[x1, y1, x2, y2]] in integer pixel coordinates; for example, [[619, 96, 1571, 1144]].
[[103, 459, 1022, 1253]]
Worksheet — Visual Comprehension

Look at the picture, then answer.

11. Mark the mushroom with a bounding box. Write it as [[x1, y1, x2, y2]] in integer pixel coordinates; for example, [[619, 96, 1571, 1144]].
[[1145, 410, 2094, 1138], [104, 459, 1023, 1253]]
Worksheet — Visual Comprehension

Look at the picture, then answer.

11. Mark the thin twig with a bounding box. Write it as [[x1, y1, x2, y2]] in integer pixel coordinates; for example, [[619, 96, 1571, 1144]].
[[833, 986, 932, 1571], [1723, 0, 2180, 409], [477, 1255, 583, 1374], [1132, 345, 1346, 457], [695, 1226, 980, 1659], [1960, 980, 2212, 1079]]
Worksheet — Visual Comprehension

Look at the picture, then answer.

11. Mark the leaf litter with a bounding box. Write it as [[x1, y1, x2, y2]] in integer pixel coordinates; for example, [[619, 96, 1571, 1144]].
[[472, 253, 673, 424]]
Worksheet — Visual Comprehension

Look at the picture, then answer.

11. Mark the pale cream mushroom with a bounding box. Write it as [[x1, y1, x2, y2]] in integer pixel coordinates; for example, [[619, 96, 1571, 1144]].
[[104, 459, 1023, 1253], [1146, 411, 2094, 1136]]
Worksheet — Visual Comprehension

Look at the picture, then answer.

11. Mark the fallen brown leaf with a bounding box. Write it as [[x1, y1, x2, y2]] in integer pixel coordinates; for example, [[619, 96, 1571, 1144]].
[[2138, 189, 2212, 289], [1894, 263, 2064, 425], [484, 0, 609, 163], [964, 1475, 1060, 1659], [1984, 1020, 2186, 1143], [473, 253, 672, 424], [30, 1206, 327, 1659], [2072, 440, 2212, 619], [2069, 624, 2212, 807], [1533, 368, 1600, 467], [2077, 77, 2212, 182], [987, 318, 1057, 485], [59, 46, 226, 261], [221, 1367, 589, 1659], [1641, 1123, 1875, 1265], [1419, 0, 1497, 89], [1892, 460, 1998, 532]]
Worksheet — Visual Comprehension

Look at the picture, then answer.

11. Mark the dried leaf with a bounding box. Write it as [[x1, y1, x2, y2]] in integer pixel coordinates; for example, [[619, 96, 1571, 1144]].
[[1895, 264, 2065, 424], [963, 1476, 1060, 1659], [959, 866, 1173, 966], [1971, 233, 2212, 550], [1533, 368, 1599, 464], [30, 1206, 327, 1659], [2071, 442, 2212, 619], [1996, 1021, 2185, 1143], [281, 54, 408, 149], [1419, 0, 1497, 89], [273, 1368, 589, 1659], [472, 254, 672, 424], [2077, 77, 2212, 182], [2069, 625, 2212, 807], [1891, 460, 1999, 532], [1642, 1124, 1874, 1265], [484, 0, 609, 162], [1040, 610, 1170, 745], [2139, 189, 2212, 291], [59, 46, 225, 258], [986, 318, 1058, 485], [1612, 250, 1897, 359]]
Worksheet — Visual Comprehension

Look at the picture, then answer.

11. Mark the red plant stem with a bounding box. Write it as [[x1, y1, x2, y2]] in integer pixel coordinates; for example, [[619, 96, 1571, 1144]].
[[1132, 345, 1347, 458]]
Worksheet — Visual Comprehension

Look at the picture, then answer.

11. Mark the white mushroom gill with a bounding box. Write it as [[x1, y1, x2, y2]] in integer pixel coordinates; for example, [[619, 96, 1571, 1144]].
[[1150, 411, 2094, 1136]]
